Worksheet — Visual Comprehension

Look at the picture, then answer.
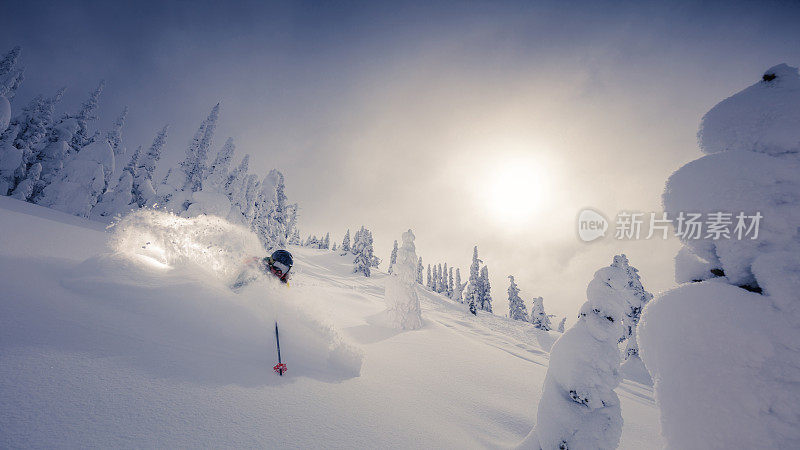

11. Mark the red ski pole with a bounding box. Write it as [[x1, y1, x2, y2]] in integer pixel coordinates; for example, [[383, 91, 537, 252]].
[[273, 321, 286, 376]]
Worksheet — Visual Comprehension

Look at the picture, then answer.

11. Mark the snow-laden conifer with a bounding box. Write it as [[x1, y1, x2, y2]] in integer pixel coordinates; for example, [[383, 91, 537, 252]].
[[467, 246, 481, 313], [352, 226, 374, 277], [610, 254, 652, 358], [529, 296, 552, 331], [479, 265, 492, 313], [384, 229, 423, 330], [0, 46, 24, 100], [521, 266, 627, 450], [388, 239, 398, 274], [0, 88, 64, 197], [507, 275, 528, 321], [106, 107, 128, 158], [341, 229, 351, 254], [205, 137, 235, 192]]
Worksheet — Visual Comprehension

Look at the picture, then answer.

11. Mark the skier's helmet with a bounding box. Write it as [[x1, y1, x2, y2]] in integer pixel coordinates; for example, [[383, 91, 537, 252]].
[[267, 249, 293, 282]]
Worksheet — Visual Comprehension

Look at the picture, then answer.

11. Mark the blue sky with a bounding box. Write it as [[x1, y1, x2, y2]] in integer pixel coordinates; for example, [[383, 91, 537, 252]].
[[3, 0, 800, 319]]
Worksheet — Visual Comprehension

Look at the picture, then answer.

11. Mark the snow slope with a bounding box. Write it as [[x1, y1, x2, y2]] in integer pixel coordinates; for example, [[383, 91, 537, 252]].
[[0, 196, 661, 448]]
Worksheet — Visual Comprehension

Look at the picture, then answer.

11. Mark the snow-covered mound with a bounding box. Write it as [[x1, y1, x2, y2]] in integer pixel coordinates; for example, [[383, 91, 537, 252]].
[[663, 149, 800, 286], [0, 196, 661, 448], [643, 63, 800, 449], [698, 63, 800, 156], [639, 281, 800, 448]]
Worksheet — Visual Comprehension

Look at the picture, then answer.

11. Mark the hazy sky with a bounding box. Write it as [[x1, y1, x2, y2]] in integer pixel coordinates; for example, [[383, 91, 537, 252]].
[[3, 0, 800, 321]]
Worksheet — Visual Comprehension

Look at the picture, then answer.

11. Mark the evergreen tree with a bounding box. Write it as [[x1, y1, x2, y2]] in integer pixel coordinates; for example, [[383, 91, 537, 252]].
[[204, 137, 235, 192], [448, 266, 454, 299], [105, 106, 128, 158], [442, 263, 450, 298], [508, 275, 528, 321], [426, 264, 432, 288], [467, 246, 481, 314], [0, 46, 24, 99], [341, 229, 351, 253], [416, 257, 424, 284], [273, 169, 288, 237], [0, 88, 65, 197], [522, 266, 626, 450], [388, 239, 398, 274], [384, 229, 423, 329], [323, 232, 330, 249], [610, 254, 653, 359], [352, 225, 374, 277], [285, 203, 298, 242], [479, 265, 493, 313], [132, 125, 168, 207], [241, 174, 260, 225], [557, 317, 567, 333], [331, 242, 337, 251], [290, 228, 301, 245], [180, 103, 219, 193], [123, 145, 141, 177], [454, 268, 464, 303], [224, 154, 249, 217], [70, 81, 104, 151], [530, 297, 552, 331]]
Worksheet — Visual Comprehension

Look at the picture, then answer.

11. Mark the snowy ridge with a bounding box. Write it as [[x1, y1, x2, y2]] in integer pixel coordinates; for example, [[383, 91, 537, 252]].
[[0, 197, 660, 448]]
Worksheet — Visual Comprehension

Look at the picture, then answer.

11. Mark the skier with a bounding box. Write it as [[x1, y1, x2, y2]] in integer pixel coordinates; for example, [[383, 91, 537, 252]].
[[232, 249, 294, 289]]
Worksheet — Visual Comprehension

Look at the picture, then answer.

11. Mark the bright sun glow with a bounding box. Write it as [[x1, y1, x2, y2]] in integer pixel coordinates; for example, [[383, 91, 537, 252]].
[[477, 156, 551, 225]]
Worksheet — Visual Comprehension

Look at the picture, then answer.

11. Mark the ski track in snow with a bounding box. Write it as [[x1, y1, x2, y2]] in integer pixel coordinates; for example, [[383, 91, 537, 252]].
[[0, 195, 661, 448]]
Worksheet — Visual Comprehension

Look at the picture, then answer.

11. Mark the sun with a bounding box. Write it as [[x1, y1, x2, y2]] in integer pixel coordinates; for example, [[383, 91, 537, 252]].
[[477, 157, 551, 225]]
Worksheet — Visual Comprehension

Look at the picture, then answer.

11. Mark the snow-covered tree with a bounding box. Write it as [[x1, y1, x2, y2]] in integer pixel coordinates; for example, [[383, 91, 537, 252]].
[[341, 229, 351, 254], [285, 203, 298, 243], [331, 241, 337, 251], [454, 268, 464, 303], [466, 246, 481, 314], [388, 239, 398, 274], [507, 275, 528, 321], [479, 265, 492, 313], [0, 46, 24, 100], [289, 228, 301, 245], [241, 173, 259, 225], [69, 81, 104, 152], [0, 88, 64, 197], [521, 266, 627, 450], [639, 64, 800, 448], [204, 137, 234, 192], [352, 226, 375, 277], [322, 232, 330, 250], [448, 266, 454, 299], [222, 154, 249, 220], [178, 103, 219, 196], [557, 317, 566, 333], [384, 229, 423, 330], [610, 254, 652, 358], [529, 297, 552, 331], [132, 125, 168, 207], [37, 137, 114, 217], [416, 257, 423, 284], [90, 169, 135, 221], [441, 263, 450, 298], [426, 264, 432, 289], [106, 107, 128, 158]]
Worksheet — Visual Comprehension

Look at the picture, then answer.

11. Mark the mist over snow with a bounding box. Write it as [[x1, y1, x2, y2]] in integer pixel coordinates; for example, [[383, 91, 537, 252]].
[[1, 0, 800, 448]]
